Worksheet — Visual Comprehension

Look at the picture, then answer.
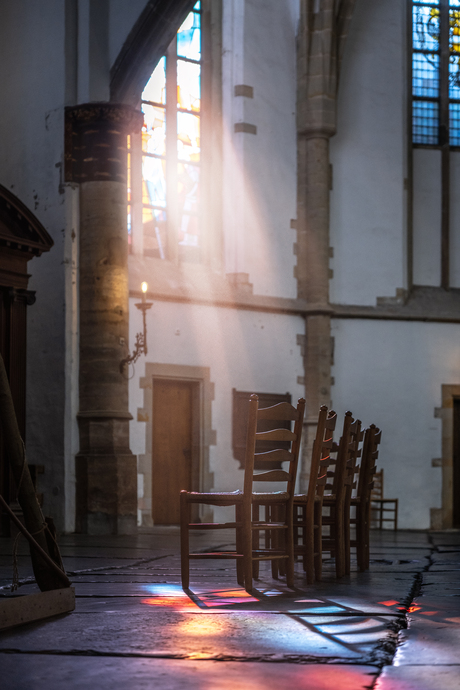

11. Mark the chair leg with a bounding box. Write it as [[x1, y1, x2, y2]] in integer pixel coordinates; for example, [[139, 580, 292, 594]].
[[243, 505, 253, 592], [278, 506, 286, 578], [301, 504, 308, 573], [364, 501, 371, 570], [271, 505, 280, 579], [305, 506, 315, 584], [180, 493, 190, 590], [253, 503, 260, 580], [313, 499, 322, 582], [335, 500, 345, 579], [285, 503, 295, 589], [394, 499, 398, 531], [344, 500, 351, 576], [235, 503, 245, 586]]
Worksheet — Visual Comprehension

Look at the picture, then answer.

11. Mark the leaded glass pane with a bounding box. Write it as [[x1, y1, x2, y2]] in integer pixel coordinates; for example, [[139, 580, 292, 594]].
[[413, 5, 440, 51], [414, 0, 439, 4], [142, 104, 166, 156], [413, 53, 440, 97], [143, 207, 167, 259], [177, 11, 201, 61], [177, 60, 201, 111], [450, 102, 460, 143], [450, 0, 460, 7], [142, 57, 166, 104], [450, 9, 460, 96], [413, 100, 439, 144], [177, 112, 200, 162], [142, 157, 166, 208]]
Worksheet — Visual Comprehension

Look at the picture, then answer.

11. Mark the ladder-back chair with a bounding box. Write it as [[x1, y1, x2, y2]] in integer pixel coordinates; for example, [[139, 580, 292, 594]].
[[180, 395, 305, 592], [320, 411, 359, 579], [370, 469, 398, 530], [293, 406, 338, 584], [350, 424, 382, 571]]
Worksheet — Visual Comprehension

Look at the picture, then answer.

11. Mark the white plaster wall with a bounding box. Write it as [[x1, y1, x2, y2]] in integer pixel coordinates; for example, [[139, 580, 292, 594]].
[[413, 149, 441, 287], [222, 0, 298, 299], [129, 300, 305, 519], [330, 318, 460, 529], [109, 0, 148, 68], [450, 152, 460, 288], [330, 0, 406, 306], [0, 0, 69, 528]]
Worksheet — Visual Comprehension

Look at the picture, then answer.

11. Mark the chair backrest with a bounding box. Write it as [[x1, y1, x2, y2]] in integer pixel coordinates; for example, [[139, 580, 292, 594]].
[[306, 405, 338, 505], [344, 417, 364, 502], [243, 395, 306, 501], [357, 424, 382, 504], [371, 468, 384, 500], [325, 411, 355, 500]]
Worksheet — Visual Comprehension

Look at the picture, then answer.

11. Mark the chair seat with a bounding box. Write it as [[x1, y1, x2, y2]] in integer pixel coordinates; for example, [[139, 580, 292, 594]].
[[183, 490, 243, 506], [293, 494, 322, 504], [252, 491, 289, 502]]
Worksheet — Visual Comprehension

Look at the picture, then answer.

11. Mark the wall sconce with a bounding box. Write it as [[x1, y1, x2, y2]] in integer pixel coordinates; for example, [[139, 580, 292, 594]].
[[120, 282, 153, 372]]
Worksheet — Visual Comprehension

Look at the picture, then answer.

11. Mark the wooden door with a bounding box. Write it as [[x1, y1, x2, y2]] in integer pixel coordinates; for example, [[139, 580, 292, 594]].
[[152, 379, 197, 524]]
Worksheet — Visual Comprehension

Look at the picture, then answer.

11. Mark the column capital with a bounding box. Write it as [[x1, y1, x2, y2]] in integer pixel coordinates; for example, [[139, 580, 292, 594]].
[[65, 102, 143, 184]]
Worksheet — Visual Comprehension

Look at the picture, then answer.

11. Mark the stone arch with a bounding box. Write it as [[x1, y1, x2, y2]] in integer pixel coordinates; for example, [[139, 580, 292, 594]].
[[110, 0, 197, 104]]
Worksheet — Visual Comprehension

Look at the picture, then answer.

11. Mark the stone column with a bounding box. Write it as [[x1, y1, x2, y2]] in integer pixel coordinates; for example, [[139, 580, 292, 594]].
[[65, 103, 143, 534], [296, 0, 356, 491]]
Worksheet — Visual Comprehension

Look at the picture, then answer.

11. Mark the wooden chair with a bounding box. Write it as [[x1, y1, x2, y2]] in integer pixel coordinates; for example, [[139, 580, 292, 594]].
[[350, 424, 382, 571], [321, 415, 363, 578], [370, 468, 397, 531], [180, 394, 305, 592], [293, 406, 338, 584], [320, 412, 362, 579]]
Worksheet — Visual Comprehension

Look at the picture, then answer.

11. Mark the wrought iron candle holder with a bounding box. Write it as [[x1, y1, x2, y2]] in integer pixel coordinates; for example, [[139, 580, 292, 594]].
[[120, 282, 153, 372]]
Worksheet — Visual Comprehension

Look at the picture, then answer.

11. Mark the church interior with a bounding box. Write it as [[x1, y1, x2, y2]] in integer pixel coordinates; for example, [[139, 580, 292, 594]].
[[1, 0, 460, 687]]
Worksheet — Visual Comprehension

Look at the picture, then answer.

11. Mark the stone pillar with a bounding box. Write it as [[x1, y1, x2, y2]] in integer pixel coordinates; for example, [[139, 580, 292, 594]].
[[296, 1, 355, 491], [65, 103, 143, 534]]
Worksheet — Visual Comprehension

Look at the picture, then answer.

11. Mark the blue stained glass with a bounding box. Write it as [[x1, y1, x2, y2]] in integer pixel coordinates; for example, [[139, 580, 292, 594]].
[[142, 57, 166, 104], [414, 0, 439, 4], [142, 156, 166, 208], [413, 53, 440, 97], [177, 11, 201, 61], [177, 60, 201, 112], [413, 5, 440, 51], [413, 101, 439, 144], [451, 8, 460, 92], [450, 103, 460, 144], [451, 0, 460, 7], [193, 1, 201, 8]]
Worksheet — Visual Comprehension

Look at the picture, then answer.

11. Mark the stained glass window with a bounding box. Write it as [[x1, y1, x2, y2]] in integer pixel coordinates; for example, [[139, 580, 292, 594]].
[[412, 0, 460, 146], [129, 2, 202, 261]]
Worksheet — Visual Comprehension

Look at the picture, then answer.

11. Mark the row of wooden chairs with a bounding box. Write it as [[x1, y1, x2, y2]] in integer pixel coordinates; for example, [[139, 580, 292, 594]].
[[180, 396, 381, 592]]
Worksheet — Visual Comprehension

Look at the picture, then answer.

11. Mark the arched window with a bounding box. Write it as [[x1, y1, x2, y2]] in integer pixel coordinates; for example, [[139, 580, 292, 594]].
[[128, 2, 205, 263], [412, 0, 460, 146]]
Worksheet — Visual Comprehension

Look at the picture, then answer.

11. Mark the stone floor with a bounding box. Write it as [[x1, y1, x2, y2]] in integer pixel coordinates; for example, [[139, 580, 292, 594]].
[[0, 529, 459, 689]]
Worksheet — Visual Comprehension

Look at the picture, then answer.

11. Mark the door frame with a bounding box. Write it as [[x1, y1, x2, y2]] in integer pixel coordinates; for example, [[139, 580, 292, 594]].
[[138, 363, 216, 527]]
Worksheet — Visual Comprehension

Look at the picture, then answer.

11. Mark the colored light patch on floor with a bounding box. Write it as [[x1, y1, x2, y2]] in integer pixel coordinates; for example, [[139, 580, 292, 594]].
[[291, 605, 347, 614], [141, 584, 200, 609], [195, 588, 258, 607]]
